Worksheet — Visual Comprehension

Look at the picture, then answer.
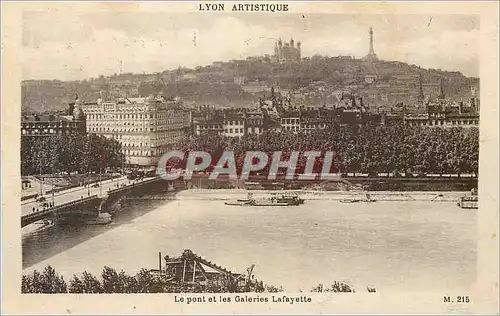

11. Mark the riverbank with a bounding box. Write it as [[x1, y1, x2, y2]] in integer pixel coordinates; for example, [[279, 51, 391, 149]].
[[164, 189, 466, 203]]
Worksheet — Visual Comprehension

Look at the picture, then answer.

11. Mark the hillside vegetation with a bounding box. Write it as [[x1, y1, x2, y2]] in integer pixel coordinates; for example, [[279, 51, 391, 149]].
[[22, 56, 479, 113]]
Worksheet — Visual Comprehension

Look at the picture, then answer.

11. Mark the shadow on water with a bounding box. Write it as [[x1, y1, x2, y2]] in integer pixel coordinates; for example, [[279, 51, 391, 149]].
[[22, 192, 178, 269]]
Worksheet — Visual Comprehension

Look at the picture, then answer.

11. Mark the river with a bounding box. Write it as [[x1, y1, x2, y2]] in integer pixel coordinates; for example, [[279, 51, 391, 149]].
[[22, 190, 476, 292]]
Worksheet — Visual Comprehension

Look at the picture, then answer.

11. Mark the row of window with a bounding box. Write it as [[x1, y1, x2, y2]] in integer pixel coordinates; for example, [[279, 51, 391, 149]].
[[302, 124, 327, 129], [225, 120, 244, 126], [224, 128, 244, 134], [21, 129, 75, 135], [86, 113, 185, 120], [88, 121, 183, 129], [88, 126, 185, 133], [281, 118, 300, 124], [22, 123, 74, 128], [406, 119, 479, 126]]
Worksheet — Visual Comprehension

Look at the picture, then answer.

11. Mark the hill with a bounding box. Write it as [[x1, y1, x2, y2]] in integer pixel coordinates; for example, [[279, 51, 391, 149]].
[[21, 56, 479, 113]]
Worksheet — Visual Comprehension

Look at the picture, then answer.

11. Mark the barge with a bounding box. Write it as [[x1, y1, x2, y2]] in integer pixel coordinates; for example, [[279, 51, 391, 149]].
[[225, 193, 305, 206], [457, 188, 478, 209]]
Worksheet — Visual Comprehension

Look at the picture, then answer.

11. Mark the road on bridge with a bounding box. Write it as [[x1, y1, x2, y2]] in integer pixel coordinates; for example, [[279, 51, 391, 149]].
[[21, 176, 157, 216]]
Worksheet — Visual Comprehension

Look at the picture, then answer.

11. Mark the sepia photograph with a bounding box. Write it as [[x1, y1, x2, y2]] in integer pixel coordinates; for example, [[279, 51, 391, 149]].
[[2, 1, 499, 315]]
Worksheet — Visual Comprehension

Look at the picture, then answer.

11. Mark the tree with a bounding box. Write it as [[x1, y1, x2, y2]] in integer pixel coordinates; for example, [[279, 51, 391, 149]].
[[81, 271, 103, 293], [101, 266, 123, 293], [68, 275, 85, 293]]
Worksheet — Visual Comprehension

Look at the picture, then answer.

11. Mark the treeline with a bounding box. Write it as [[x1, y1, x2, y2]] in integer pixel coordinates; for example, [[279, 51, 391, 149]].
[[21, 134, 124, 175], [22, 266, 283, 294], [175, 125, 479, 176]]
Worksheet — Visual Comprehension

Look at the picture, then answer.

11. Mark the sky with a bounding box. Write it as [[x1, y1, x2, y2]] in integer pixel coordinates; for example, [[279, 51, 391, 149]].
[[22, 11, 479, 81]]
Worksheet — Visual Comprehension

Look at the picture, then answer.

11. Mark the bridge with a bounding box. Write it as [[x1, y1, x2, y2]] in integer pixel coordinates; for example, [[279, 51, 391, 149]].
[[21, 176, 176, 227]]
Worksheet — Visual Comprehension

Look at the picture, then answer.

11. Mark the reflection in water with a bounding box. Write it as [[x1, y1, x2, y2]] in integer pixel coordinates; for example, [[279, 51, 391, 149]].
[[22, 191, 477, 292]]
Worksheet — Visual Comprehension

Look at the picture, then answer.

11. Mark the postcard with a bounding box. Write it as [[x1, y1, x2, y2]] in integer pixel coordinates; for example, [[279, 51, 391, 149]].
[[1, 1, 498, 314]]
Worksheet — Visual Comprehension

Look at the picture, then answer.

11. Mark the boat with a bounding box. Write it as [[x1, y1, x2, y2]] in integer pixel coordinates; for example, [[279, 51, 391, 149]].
[[270, 193, 305, 205], [248, 199, 289, 206], [340, 198, 362, 203], [457, 189, 478, 209], [457, 195, 478, 209], [225, 201, 251, 206], [237, 193, 254, 202], [225, 193, 304, 206], [85, 212, 112, 225]]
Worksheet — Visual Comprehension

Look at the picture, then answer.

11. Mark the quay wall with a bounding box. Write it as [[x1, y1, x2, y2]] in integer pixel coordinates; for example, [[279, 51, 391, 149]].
[[181, 176, 477, 192]]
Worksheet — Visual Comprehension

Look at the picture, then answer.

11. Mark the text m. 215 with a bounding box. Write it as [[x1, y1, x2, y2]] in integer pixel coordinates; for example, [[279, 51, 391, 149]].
[[444, 296, 471, 303]]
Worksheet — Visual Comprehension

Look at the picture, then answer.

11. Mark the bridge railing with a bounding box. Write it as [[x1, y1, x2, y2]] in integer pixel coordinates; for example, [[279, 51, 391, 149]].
[[107, 177, 162, 195], [22, 195, 100, 222]]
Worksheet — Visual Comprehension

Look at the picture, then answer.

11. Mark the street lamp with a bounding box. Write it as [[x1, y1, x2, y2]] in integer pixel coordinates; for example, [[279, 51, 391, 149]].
[[99, 168, 103, 195]]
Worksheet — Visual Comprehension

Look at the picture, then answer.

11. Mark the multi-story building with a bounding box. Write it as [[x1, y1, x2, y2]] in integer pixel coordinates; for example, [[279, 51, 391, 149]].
[[280, 111, 301, 133], [300, 110, 327, 133], [404, 112, 479, 128], [223, 113, 245, 137], [193, 118, 224, 136], [82, 95, 186, 166], [192, 106, 224, 136], [404, 98, 479, 128], [245, 110, 264, 135], [273, 38, 301, 63], [21, 101, 86, 137]]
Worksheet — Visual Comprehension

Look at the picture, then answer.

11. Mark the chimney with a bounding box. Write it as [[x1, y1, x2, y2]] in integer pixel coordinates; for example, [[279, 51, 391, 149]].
[[458, 102, 463, 114], [159, 252, 162, 274]]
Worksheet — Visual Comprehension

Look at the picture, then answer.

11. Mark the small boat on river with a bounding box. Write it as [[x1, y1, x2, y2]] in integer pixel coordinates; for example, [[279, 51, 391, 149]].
[[340, 198, 362, 203], [225, 193, 304, 206], [457, 189, 478, 209]]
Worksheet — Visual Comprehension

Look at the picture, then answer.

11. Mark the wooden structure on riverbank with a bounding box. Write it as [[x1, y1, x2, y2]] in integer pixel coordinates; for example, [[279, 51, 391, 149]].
[[153, 250, 251, 290]]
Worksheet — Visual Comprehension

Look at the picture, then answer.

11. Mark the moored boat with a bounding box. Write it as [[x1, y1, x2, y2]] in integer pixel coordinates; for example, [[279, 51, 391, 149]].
[[85, 212, 112, 225], [225, 193, 305, 206], [225, 201, 251, 206], [340, 199, 362, 203], [457, 189, 478, 209], [457, 195, 478, 209]]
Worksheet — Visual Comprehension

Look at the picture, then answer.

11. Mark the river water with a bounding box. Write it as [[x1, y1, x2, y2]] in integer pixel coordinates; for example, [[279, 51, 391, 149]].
[[22, 190, 476, 292]]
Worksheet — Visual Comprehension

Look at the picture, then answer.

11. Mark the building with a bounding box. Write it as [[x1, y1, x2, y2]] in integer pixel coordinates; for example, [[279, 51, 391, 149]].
[[82, 95, 186, 166], [300, 110, 327, 133], [245, 110, 264, 135], [21, 101, 86, 137], [222, 113, 246, 138], [404, 112, 479, 128], [192, 106, 224, 136], [404, 97, 480, 128], [362, 27, 378, 62], [273, 37, 301, 63], [280, 111, 301, 133]]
